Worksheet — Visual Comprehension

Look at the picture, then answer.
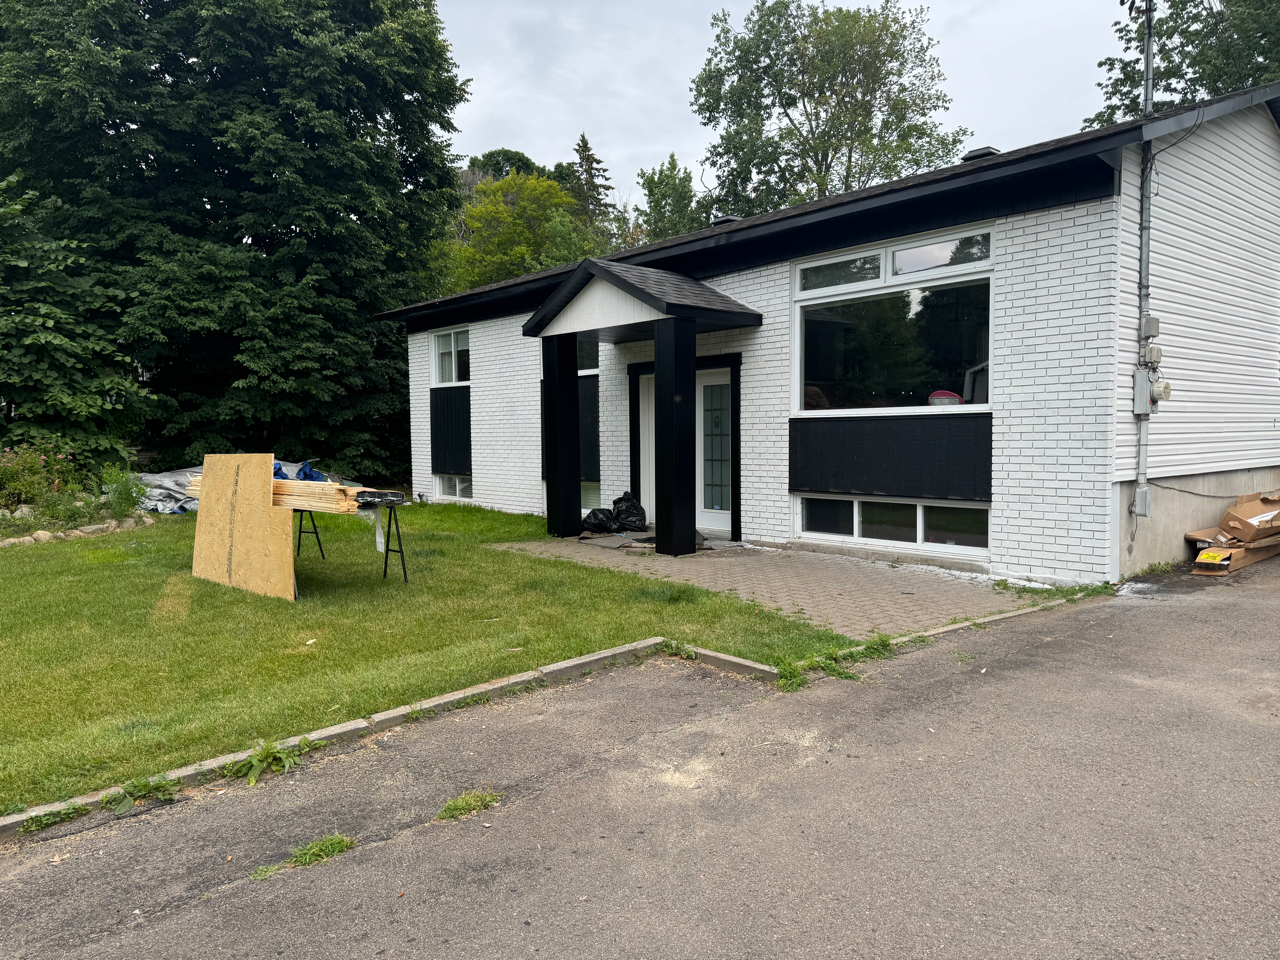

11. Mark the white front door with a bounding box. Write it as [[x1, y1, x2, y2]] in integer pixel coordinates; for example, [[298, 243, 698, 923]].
[[639, 369, 733, 533]]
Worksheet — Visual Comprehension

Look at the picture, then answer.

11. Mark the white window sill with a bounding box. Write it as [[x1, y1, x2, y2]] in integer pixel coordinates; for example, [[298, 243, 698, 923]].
[[796, 530, 990, 560], [793, 404, 991, 419]]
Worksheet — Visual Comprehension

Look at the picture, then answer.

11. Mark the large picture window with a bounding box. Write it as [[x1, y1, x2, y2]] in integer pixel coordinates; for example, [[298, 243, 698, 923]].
[[802, 279, 989, 411]]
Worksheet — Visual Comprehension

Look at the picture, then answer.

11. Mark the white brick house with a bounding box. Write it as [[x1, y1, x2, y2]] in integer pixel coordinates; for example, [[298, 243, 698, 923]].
[[387, 86, 1280, 583]]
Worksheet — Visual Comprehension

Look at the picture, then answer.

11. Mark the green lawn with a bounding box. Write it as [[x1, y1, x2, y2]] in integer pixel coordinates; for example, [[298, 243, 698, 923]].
[[0, 503, 843, 809]]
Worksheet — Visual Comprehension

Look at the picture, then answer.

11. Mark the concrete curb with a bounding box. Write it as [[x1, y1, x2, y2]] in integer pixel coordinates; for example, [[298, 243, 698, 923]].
[[3, 635, 783, 842], [688, 646, 780, 681], [537, 638, 665, 680]]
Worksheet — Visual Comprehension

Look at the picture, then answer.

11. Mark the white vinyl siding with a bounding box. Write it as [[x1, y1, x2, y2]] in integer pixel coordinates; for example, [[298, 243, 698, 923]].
[[1115, 104, 1280, 480]]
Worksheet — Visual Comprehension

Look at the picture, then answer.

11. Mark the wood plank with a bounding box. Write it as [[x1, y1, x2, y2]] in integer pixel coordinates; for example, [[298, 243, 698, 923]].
[[191, 454, 295, 601]]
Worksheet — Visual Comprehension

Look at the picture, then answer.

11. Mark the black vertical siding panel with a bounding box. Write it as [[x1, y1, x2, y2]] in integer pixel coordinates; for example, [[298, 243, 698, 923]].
[[579, 375, 600, 483], [430, 386, 472, 476], [789, 413, 991, 502]]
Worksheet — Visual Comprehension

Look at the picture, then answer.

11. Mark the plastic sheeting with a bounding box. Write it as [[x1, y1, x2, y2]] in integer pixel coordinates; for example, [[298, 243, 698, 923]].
[[138, 461, 353, 514]]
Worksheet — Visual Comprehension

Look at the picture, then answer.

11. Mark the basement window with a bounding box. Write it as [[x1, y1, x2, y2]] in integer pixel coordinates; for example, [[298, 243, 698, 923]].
[[436, 474, 473, 500], [801, 496, 989, 552]]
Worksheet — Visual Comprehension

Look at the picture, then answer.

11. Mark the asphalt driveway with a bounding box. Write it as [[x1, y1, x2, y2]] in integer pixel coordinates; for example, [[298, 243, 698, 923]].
[[3, 564, 1278, 959]]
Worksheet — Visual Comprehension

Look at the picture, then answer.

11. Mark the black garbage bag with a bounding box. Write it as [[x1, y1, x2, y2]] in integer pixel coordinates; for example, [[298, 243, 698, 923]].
[[611, 491, 648, 532], [582, 508, 616, 533]]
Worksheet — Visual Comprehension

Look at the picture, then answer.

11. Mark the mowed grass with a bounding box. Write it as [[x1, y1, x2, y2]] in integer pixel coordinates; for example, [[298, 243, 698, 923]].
[[0, 503, 844, 808]]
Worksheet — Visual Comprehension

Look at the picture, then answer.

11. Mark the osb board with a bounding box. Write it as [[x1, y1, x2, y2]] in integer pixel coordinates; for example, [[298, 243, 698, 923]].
[[192, 454, 295, 601]]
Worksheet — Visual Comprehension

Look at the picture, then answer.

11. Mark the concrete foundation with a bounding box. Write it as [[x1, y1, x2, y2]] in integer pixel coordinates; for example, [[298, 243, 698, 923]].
[[1113, 465, 1280, 578]]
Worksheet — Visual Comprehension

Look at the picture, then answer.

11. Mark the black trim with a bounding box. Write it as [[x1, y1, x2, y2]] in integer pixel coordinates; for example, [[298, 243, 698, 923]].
[[628, 354, 742, 543], [654, 318, 697, 556], [790, 413, 992, 503], [579, 374, 600, 484], [628, 373, 641, 498], [542, 336, 582, 537], [429, 386, 471, 477]]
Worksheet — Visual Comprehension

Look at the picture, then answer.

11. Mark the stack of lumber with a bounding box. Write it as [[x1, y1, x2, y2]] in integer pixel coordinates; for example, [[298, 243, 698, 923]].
[[186, 476, 364, 515]]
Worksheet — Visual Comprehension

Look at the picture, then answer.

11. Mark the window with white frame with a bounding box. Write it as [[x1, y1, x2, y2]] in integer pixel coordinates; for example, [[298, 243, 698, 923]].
[[436, 474, 473, 500], [434, 328, 470, 385], [801, 496, 989, 552], [796, 231, 992, 413]]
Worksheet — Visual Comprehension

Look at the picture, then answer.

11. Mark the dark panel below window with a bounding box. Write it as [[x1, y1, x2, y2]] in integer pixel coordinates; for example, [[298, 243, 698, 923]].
[[579, 375, 600, 483], [790, 413, 991, 502], [430, 385, 471, 477]]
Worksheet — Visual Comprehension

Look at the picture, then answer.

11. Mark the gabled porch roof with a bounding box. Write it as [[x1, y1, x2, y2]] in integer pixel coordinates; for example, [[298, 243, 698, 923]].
[[521, 258, 762, 343]]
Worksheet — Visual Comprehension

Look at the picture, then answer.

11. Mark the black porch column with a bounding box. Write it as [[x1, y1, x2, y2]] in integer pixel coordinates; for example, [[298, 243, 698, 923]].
[[542, 334, 582, 538], [654, 316, 696, 556]]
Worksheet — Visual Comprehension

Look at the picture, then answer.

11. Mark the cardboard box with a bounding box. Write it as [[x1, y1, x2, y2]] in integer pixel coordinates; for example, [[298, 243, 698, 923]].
[[1193, 541, 1280, 576], [1185, 527, 1235, 550], [1218, 493, 1280, 543]]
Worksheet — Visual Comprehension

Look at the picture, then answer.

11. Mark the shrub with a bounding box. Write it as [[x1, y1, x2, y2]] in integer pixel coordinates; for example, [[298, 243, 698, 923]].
[[0, 441, 86, 511], [99, 464, 145, 519]]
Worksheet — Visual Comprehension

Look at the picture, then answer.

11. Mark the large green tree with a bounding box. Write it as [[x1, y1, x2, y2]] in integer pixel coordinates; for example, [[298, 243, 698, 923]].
[[692, 0, 970, 216], [0, 0, 466, 479], [636, 154, 713, 243], [434, 173, 607, 293], [1, 173, 150, 458], [1086, 0, 1280, 128]]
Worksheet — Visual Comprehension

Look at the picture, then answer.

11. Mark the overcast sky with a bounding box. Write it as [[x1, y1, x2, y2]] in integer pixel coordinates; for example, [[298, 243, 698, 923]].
[[434, 0, 1127, 201]]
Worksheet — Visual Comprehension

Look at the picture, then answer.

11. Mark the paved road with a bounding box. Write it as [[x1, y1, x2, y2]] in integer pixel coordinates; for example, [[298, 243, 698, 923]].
[[3, 565, 1278, 959]]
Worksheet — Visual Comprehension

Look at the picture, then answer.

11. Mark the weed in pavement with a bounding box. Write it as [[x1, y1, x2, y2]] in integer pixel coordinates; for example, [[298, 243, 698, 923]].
[[101, 775, 181, 815], [775, 662, 809, 692], [250, 834, 356, 881], [230, 738, 326, 786], [19, 805, 90, 834], [658, 638, 698, 661], [437, 790, 503, 821], [289, 834, 357, 866]]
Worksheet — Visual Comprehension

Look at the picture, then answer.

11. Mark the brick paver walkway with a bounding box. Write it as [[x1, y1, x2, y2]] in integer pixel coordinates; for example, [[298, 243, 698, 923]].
[[499, 539, 1019, 641]]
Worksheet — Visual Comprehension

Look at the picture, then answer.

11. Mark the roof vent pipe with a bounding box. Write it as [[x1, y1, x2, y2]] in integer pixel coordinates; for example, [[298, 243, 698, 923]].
[[712, 214, 744, 226], [961, 146, 1001, 162]]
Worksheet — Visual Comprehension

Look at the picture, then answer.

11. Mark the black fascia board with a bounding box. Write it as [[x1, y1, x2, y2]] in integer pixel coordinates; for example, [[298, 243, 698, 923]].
[[1141, 86, 1280, 140], [520, 260, 597, 336], [620, 131, 1140, 272]]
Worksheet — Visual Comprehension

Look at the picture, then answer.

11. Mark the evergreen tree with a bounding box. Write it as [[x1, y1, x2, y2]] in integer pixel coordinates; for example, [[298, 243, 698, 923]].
[[0, 0, 466, 480]]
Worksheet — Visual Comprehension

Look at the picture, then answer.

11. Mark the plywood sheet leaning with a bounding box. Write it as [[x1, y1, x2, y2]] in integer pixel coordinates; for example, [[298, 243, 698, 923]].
[[191, 454, 295, 601]]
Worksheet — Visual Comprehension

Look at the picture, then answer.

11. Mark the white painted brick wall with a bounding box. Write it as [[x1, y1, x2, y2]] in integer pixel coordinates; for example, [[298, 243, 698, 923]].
[[408, 315, 542, 514], [989, 199, 1120, 582], [408, 330, 432, 500], [470, 315, 544, 514]]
